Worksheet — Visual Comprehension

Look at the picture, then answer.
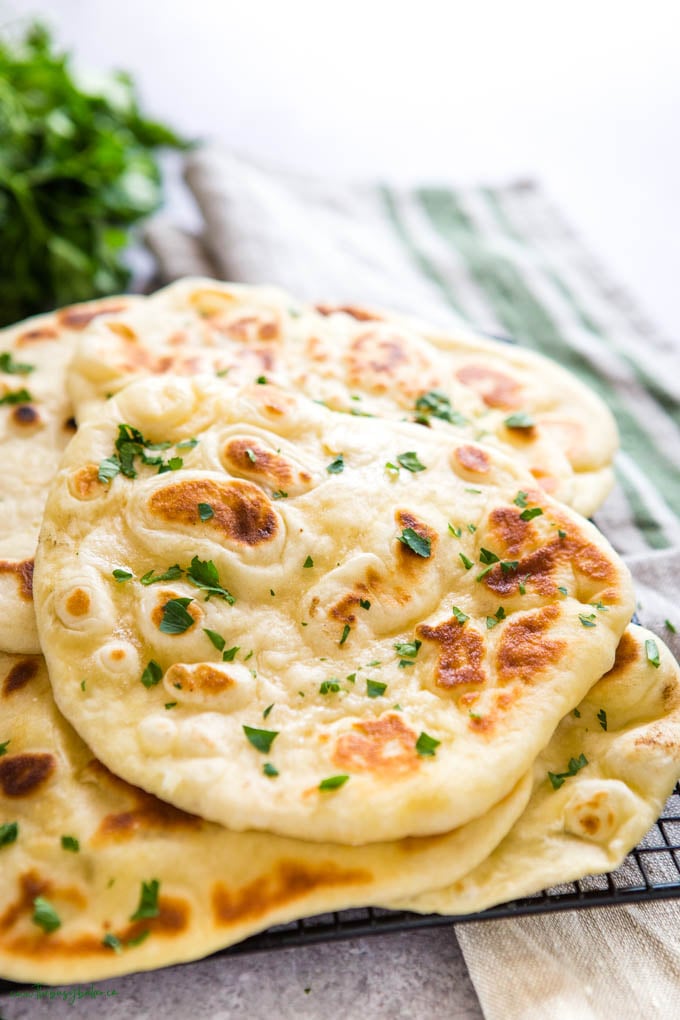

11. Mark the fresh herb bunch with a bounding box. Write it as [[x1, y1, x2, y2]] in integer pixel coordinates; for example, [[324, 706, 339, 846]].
[[0, 23, 187, 327]]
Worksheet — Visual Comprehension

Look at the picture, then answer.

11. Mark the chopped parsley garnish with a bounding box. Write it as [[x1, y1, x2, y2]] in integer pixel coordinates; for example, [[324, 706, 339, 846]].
[[32, 896, 61, 933], [359, 598, 371, 610], [415, 732, 440, 757], [504, 412, 535, 429], [414, 390, 467, 425], [256, 375, 267, 384], [465, 487, 482, 494], [165, 702, 177, 710], [158, 598, 194, 634], [557, 586, 568, 596], [186, 556, 235, 603], [319, 774, 349, 791], [0, 387, 32, 405], [0, 740, 10, 756], [0, 821, 18, 847], [519, 507, 543, 521], [339, 624, 351, 646], [467, 523, 477, 533], [176, 437, 199, 451], [398, 659, 416, 668], [98, 457, 121, 484], [665, 619, 677, 634], [398, 528, 431, 558], [558, 529, 567, 539], [518, 578, 527, 595], [198, 502, 214, 521], [366, 679, 387, 698], [262, 704, 274, 720], [98, 423, 190, 482], [0, 352, 34, 374], [130, 879, 160, 921], [126, 929, 150, 947], [222, 646, 239, 661], [61, 835, 79, 852], [451, 606, 469, 625], [346, 673, 356, 683], [140, 660, 163, 688], [326, 454, 345, 474], [102, 933, 122, 953], [597, 709, 607, 731], [272, 489, 288, 499], [590, 601, 608, 612], [459, 552, 474, 570], [397, 451, 426, 473], [513, 491, 529, 508], [319, 679, 341, 694], [500, 561, 519, 575], [548, 753, 588, 790], [245, 447, 257, 463], [303, 555, 314, 568], [573, 708, 581, 718], [646, 639, 661, 668], [140, 564, 182, 585], [394, 639, 421, 658], [479, 548, 499, 565], [112, 568, 133, 582], [263, 762, 279, 778], [578, 614, 597, 628], [159, 456, 183, 473], [204, 628, 226, 652], [486, 607, 506, 630], [243, 725, 278, 753], [448, 524, 462, 538]]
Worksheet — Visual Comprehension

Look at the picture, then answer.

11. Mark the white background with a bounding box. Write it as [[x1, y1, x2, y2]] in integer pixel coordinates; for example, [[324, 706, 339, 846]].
[[3, 0, 679, 338]]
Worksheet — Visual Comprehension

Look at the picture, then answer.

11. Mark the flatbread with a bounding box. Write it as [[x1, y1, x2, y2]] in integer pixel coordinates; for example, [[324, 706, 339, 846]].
[[0, 297, 141, 654], [67, 278, 617, 515], [34, 374, 634, 844], [0, 650, 530, 985], [390, 625, 680, 915]]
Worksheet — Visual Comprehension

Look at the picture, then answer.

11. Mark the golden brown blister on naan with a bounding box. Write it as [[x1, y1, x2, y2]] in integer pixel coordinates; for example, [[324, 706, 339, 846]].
[[34, 375, 633, 845], [0, 297, 142, 654], [390, 625, 680, 915], [0, 653, 530, 984], [67, 278, 617, 515]]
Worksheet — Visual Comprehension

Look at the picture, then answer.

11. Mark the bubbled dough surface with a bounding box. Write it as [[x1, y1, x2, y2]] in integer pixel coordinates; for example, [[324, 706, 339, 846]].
[[391, 625, 680, 913], [67, 278, 618, 516], [0, 650, 531, 985], [34, 375, 634, 844]]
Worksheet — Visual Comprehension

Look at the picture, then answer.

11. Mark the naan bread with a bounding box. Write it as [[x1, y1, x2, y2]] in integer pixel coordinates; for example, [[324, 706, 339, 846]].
[[0, 651, 530, 984], [34, 375, 633, 844], [0, 297, 141, 654], [390, 625, 680, 915], [67, 278, 617, 516]]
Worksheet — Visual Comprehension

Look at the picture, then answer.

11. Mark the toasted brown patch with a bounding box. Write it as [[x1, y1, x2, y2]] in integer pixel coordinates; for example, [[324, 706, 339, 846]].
[[601, 630, 639, 681], [147, 478, 278, 546], [15, 326, 59, 346], [345, 330, 436, 399], [488, 506, 532, 556], [329, 586, 371, 625], [395, 510, 437, 564], [417, 620, 487, 689], [484, 529, 617, 597], [212, 859, 371, 926], [164, 663, 235, 695], [212, 314, 281, 344], [94, 799, 201, 846], [0, 753, 56, 797], [151, 592, 202, 631], [10, 404, 40, 427], [581, 814, 600, 835], [65, 589, 90, 617], [454, 445, 491, 474], [456, 364, 523, 409], [70, 464, 105, 500], [3, 657, 40, 696], [539, 418, 587, 459], [0, 872, 50, 933], [222, 438, 311, 489], [316, 304, 382, 322], [57, 301, 129, 330], [0, 559, 34, 601], [333, 715, 421, 776], [496, 605, 565, 685]]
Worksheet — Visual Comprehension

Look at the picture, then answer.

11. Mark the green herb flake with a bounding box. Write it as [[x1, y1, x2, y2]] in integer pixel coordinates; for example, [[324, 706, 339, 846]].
[[319, 679, 341, 695], [548, 753, 588, 790], [80, 680, 86, 691], [319, 774, 349, 791], [256, 375, 267, 384], [573, 708, 581, 718], [467, 523, 477, 533], [326, 454, 345, 474], [243, 725, 279, 753], [126, 929, 150, 948], [175, 437, 199, 451], [102, 933, 122, 953], [459, 552, 474, 570], [140, 564, 182, 585], [501, 561, 519, 575], [303, 555, 314, 568], [0, 740, 10, 756], [0, 387, 32, 405], [578, 614, 597, 628], [161, 456, 183, 472], [665, 619, 677, 634], [366, 679, 387, 698], [513, 491, 529, 508], [415, 732, 440, 757], [479, 548, 500, 565], [385, 461, 400, 475], [504, 412, 535, 429], [203, 628, 226, 652], [272, 489, 288, 499], [222, 647, 240, 662], [186, 556, 235, 603], [130, 879, 160, 921], [112, 568, 133, 582], [158, 598, 194, 635], [394, 639, 421, 658], [597, 709, 608, 731], [448, 524, 462, 538], [61, 835, 79, 852], [646, 639, 661, 668], [518, 578, 527, 595], [519, 507, 543, 521], [359, 598, 371, 610], [451, 606, 469, 625], [557, 586, 568, 596], [0, 352, 34, 375], [339, 624, 351, 646], [98, 456, 121, 484], [32, 896, 61, 933], [140, 660, 163, 688], [476, 566, 494, 582], [397, 451, 426, 473], [164, 702, 177, 710], [0, 821, 18, 847], [263, 704, 274, 719], [398, 659, 415, 668], [398, 528, 431, 558], [414, 390, 467, 425], [590, 601, 609, 612], [245, 447, 257, 463], [558, 529, 567, 539], [263, 762, 279, 778], [346, 673, 356, 684], [486, 616, 499, 629], [198, 502, 214, 521], [465, 487, 482, 494]]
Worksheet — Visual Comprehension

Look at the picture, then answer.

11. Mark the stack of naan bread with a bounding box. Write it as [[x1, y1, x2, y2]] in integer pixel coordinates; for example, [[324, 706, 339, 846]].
[[1, 280, 679, 984]]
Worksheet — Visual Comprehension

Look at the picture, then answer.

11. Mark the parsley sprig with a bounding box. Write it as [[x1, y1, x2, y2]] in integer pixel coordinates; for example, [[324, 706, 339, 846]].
[[547, 753, 588, 790], [98, 424, 194, 483]]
